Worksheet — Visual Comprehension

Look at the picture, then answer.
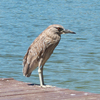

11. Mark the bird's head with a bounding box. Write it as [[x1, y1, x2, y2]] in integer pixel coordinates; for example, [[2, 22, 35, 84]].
[[47, 24, 76, 35]]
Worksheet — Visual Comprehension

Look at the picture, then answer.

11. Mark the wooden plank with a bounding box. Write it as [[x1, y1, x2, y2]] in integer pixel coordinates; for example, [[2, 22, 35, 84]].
[[0, 78, 100, 100]]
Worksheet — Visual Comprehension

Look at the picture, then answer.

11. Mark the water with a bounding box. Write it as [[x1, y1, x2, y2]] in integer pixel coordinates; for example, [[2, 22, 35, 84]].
[[0, 0, 100, 93]]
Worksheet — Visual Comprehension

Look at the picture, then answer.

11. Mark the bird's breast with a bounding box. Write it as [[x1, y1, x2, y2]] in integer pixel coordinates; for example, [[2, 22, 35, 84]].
[[42, 39, 60, 66]]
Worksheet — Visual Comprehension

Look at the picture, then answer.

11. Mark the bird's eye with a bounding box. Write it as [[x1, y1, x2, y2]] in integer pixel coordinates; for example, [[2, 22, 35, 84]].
[[57, 27, 60, 30], [56, 27, 63, 31]]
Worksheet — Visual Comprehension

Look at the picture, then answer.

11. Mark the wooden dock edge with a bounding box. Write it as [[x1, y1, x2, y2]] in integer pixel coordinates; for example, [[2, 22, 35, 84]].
[[0, 78, 100, 100]]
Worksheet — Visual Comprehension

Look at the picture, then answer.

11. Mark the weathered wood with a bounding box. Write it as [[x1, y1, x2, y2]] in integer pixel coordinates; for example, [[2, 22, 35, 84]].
[[0, 78, 100, 100]]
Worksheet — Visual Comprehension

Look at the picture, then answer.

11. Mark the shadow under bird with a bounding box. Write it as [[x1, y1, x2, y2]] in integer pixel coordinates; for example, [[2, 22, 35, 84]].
[[23, 24, 76, 87]]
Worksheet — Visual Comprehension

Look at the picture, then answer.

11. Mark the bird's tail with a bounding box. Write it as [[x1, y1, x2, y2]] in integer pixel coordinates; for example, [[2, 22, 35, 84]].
[[23, 65, 32, 77], [23, 59, 32, 77], [23, 52, 38, 77]]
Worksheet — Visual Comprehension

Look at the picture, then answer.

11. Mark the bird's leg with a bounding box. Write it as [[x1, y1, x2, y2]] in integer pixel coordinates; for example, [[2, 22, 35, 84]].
[[41, 66, 44, 85], [38, 59, 53, 88], [38, 68, 43, 86], [38, 59, 44, 87]]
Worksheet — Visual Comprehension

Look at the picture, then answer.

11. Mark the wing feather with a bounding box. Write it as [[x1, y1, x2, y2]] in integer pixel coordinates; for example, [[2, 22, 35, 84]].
[[23, 32, 60, 77], [23, 33, 46, 77]]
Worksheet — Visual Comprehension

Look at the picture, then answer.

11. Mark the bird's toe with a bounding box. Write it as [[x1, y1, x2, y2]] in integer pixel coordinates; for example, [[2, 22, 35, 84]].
[[39, 85, 55, 88]]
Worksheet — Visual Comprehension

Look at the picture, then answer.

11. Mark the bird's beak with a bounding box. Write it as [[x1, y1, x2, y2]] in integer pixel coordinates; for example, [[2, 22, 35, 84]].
[[63, 29, 76, 34]]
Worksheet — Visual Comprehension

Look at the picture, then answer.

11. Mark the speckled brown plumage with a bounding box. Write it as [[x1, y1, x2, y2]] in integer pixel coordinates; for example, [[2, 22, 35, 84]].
[[23, 24, 76, 87]]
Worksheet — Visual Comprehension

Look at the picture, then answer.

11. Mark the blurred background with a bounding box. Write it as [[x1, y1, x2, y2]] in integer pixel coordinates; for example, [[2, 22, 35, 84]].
[[0, 0, 100, 93]]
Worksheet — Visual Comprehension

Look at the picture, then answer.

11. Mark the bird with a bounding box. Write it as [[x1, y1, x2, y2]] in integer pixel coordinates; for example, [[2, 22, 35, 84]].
[[23, 24, 76, 87]]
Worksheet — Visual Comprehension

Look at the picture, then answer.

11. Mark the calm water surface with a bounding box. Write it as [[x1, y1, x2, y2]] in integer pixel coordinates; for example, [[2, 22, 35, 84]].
[[0, 0, 100, 93]]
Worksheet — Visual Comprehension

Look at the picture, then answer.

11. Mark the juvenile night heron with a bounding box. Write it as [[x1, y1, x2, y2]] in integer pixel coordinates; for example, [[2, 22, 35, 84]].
[[23, 24, 76, 87]]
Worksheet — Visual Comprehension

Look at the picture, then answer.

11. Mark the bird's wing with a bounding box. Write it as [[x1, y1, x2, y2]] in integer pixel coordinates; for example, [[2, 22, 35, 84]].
[[23, 34, 51, 77], [23, 32, 60, 77], [23, 33, 44, 76]]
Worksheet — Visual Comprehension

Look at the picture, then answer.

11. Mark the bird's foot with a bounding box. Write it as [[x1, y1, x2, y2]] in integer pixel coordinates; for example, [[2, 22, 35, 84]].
[[39, 85, 55, 88]]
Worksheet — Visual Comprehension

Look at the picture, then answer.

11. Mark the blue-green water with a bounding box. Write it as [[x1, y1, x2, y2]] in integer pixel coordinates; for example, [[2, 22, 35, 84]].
[[0, 0, 100, 93]]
